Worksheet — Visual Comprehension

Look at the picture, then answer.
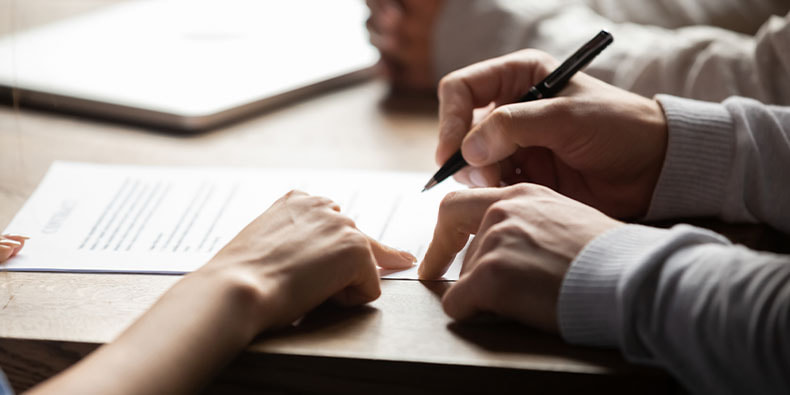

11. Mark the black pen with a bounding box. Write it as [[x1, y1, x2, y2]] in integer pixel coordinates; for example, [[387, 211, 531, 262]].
[[422, 30, 614, 192]]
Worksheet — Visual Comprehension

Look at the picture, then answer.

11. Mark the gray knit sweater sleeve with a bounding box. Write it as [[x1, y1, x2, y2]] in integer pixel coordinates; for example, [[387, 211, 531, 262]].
[[647, 95, 790, 232], [558, 96, 790, 394]]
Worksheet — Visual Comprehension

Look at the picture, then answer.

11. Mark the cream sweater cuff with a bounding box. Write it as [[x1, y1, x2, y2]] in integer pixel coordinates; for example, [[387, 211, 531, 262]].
[[647, 95, 735, 220]]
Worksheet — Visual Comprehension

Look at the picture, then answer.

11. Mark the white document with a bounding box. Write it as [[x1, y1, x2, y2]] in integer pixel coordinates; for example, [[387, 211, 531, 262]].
[[2, 162, 466, 280]]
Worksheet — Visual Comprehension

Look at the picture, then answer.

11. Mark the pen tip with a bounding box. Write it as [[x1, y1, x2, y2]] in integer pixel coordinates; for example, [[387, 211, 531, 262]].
[[422, 178, 438, 192]]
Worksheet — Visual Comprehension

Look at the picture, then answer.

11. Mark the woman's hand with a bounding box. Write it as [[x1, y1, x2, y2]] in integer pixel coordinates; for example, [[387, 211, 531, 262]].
[[194, 189, 416, 332], [29, 191, 414, 395], [0, 234, 27, 262], [437, 49, 668, 219]]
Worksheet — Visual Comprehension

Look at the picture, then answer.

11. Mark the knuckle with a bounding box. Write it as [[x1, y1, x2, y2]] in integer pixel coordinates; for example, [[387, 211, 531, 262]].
[[533, 53, 557, 74], [312, 196, 337, 208], [477, 217, 535, 258], [535, 62, 554, 80], [504, 49, 535, 65], [474, 255, 514, 286], [439, 190, 464, 212], [286, 189, 308, 197], [534, 183, 555, 196], [489, 221, 525, 240], [524, 49, 558, 77], [335, 214, 357, 228], [511, 182, 532, 194], [488, 107, 513, 133], [484, 200, 513, 222], [437, 76, 454, 99], [337, 228, 369, 251], [438, 69, 474, 102], [320, 211, 356, 232], [506, 49, 557, 80], [438, 72, 459, 97], [281, 189, 309, 205], [506, 182, 543, 197], [479, 221, 519, 248], [276, 189, 303, 206], [533, 49, 556, 63]]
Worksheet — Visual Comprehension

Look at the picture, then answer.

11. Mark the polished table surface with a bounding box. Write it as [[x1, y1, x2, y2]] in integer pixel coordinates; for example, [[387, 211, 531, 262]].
[[0, 2, 673, 393]]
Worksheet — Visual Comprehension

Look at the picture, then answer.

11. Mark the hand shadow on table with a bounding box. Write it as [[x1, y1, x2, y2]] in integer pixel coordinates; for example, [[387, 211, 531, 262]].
[[445, 315, 649, 373], [414, 279, 628, 368], [253, 301, 381, 342]]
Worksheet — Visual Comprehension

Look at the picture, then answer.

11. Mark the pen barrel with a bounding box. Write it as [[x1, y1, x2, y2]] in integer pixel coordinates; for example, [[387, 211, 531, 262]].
[[519, 86, 544, 102], [532, 30, 613, 99], [434, 151, 468, 183]]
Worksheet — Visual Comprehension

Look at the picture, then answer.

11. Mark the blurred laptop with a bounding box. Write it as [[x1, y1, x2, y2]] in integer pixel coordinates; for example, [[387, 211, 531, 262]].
[[0, 0, 378, 131]]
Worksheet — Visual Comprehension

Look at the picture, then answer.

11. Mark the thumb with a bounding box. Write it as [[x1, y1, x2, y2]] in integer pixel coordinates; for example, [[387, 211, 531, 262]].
[[460, 99, 578, 167]]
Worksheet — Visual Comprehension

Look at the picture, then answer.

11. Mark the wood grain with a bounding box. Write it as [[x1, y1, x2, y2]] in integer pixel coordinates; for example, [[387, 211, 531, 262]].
[[0, 2, 673, 393], [0, 275, 673, 393]]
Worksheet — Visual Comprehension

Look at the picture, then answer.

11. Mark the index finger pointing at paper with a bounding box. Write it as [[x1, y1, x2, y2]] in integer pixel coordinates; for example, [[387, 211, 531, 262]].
[[419, 188, 508, 280]]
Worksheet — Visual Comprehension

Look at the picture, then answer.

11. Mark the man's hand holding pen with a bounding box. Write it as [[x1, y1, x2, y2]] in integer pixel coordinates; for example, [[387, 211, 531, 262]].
[[421, 45, 672, 330], [435, 49, 668, 220]]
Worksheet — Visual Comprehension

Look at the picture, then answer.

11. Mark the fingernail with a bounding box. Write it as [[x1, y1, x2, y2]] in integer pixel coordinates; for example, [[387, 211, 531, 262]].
[[400, 250, 417, 263], [469, 168, 487, 187], [0, 239, 21, 247], [417, 262, 427, 277], [463, 134, 488, 163], [0, 234, 30, 243]]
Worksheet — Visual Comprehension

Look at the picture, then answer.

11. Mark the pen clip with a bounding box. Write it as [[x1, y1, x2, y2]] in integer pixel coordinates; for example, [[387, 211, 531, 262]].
[[544, 30, 613, 90]]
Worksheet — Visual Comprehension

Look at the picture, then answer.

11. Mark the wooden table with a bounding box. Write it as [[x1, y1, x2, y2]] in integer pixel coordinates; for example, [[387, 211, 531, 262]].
[[0, 3, 673, 393]]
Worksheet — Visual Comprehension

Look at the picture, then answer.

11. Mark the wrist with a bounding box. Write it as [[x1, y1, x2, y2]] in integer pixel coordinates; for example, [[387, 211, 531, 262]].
[[180, 266, 277, 340], [38, 269, 272, 395], [576, 219, 624, 257], [634, 97, 669, 217]]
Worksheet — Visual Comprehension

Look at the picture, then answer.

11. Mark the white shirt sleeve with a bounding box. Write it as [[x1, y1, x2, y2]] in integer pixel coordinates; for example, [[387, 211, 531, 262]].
[[582, 0, 788, 33]]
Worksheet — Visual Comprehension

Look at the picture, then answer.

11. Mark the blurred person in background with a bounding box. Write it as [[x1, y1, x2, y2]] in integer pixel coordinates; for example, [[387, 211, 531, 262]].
[[366, 0, 790, 105]]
